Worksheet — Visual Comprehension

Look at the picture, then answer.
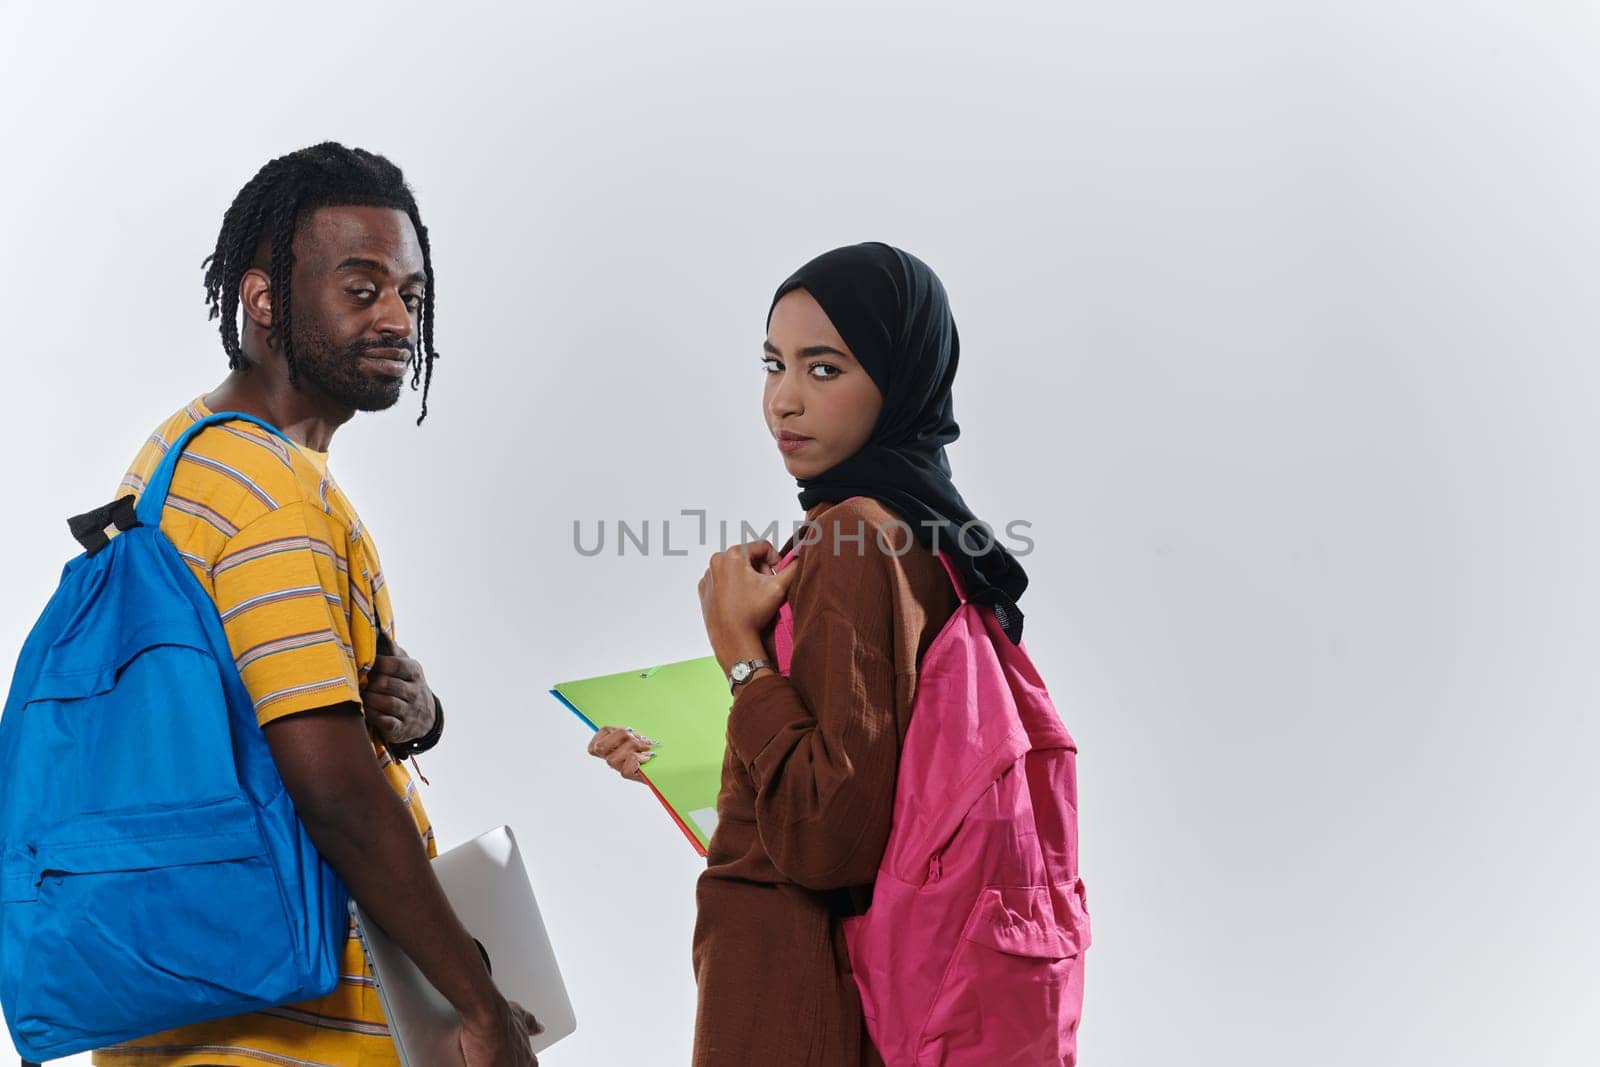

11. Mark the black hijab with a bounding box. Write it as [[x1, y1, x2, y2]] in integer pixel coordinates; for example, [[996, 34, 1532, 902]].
[[769, 242, 1029, 643]]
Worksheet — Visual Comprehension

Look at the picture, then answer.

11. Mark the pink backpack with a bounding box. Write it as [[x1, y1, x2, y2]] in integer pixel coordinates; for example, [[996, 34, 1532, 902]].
[[773, 542, 1090, 1066]]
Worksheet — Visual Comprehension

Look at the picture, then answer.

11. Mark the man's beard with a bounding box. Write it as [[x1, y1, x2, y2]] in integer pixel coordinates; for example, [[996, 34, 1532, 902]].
[[293, 321, 412, 413]]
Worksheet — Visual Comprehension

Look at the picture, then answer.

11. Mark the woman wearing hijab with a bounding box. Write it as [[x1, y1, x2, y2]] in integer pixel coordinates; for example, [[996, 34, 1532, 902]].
[[588, 243, 1030, 1065]]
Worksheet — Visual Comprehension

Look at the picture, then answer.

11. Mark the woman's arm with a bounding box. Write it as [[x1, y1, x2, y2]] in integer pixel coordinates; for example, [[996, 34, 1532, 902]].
[[724, 548, 906, 890]]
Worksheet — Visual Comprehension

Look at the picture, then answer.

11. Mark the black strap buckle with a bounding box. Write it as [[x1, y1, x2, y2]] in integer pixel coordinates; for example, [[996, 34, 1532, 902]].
[[67, 495, 141, 555]]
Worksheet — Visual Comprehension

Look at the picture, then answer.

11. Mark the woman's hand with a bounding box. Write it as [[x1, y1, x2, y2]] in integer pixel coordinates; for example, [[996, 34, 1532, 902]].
[[698, 541, 800, 672], [587, 726, 658, 783]]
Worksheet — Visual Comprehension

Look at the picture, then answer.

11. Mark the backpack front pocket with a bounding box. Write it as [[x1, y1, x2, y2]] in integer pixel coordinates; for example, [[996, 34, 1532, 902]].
[[917, 883, 1084, 1066], [3, 796, 309, 1059]]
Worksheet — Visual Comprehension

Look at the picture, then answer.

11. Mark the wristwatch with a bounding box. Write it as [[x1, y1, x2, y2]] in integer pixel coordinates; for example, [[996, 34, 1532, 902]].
[[386, 693, 445, 760], [728, 659, 774, 693]]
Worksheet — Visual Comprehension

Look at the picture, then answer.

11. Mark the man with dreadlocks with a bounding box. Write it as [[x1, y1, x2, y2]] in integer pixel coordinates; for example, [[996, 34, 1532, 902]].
[[95, 144, 538, 1067]]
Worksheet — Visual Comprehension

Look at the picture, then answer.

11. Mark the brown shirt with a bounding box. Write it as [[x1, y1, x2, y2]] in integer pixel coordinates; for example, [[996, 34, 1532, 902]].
[[692, 498, 960, 1066]]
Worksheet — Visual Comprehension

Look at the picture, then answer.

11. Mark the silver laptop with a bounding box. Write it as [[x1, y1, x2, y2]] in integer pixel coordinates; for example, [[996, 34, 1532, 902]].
[[353, 826, 577, 1064]]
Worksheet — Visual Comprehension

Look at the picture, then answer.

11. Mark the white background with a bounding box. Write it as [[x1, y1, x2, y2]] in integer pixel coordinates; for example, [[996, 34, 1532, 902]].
[[2, 1, 1596, 1064]]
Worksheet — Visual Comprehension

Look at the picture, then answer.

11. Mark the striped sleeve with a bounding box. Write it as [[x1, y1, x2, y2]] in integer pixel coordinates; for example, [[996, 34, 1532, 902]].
[[211, 501, 363, 727]]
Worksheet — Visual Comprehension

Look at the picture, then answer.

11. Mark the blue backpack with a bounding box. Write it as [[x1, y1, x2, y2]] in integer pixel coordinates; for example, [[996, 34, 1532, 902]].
[[0, 412, 349, 1063]]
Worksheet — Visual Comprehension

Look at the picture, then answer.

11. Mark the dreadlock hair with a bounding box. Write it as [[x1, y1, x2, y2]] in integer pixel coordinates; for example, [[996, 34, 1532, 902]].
[[201, 143, 440, 424]]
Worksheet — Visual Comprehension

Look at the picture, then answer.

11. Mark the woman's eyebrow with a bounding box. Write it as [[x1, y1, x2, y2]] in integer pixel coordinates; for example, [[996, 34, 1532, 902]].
[[763, 340, 851, 360]]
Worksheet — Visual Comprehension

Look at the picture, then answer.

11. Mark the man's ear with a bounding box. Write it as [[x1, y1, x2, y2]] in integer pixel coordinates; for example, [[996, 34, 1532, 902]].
[[239, 267, 274, 333]]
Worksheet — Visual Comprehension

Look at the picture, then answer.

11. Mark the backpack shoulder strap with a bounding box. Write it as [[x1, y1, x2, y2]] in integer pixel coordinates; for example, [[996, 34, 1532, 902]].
[[932, 550, 969, 604], [133, 411, 293, 527]]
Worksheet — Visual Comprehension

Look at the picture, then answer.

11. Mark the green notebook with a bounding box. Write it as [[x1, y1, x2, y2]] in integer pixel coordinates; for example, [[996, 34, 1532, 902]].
[[551, 656, 732, 854]]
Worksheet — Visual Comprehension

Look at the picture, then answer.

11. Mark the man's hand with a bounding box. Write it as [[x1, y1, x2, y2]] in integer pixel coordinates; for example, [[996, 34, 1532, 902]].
[[362, 639, 435, 744], [460, 999, 542, 1067]]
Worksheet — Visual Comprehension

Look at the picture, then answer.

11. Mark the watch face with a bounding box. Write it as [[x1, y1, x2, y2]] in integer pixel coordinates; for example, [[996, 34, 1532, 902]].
[[731, 662, 751, 682]]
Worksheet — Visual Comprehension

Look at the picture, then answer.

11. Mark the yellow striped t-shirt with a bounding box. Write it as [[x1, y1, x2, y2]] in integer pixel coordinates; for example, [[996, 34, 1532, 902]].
[[92, 397, 434, 1067]]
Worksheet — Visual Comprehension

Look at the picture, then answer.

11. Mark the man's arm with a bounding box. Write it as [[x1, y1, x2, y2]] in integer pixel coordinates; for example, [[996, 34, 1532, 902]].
[[262, 705, 517, 1042]]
